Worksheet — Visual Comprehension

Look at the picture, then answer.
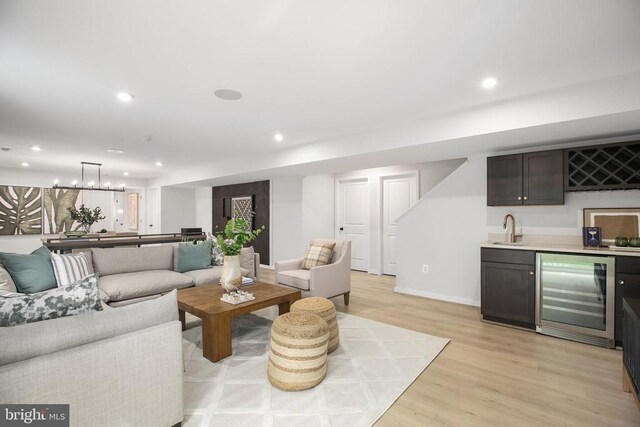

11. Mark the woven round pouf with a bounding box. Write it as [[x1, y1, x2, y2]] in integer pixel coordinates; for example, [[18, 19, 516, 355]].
[[291, 297, 339, 353], [268, 311, 329, 391]]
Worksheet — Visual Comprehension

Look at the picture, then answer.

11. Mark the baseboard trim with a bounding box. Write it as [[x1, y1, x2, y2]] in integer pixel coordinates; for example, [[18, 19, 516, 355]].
[[394, 287, 479, 307]]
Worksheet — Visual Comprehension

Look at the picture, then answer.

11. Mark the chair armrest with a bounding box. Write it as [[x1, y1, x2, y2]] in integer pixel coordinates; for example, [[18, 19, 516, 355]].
[[275, 258, 304, 276], [309, 263, 351, 299]]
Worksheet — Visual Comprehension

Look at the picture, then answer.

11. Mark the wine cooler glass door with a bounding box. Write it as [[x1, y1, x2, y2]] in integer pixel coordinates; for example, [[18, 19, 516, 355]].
[[536, 253, 614, 340]]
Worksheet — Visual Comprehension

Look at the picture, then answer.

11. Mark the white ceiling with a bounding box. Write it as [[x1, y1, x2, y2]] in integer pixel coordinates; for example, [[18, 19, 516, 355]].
[[1, 0, 640, 183]]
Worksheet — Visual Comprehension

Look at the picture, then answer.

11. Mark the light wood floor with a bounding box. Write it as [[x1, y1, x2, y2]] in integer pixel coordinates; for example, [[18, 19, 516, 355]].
[[261, 269, 640, 426]]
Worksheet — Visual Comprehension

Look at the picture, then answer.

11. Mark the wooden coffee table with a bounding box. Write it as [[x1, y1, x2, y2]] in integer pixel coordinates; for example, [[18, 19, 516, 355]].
[[176, 282, 301, 363]]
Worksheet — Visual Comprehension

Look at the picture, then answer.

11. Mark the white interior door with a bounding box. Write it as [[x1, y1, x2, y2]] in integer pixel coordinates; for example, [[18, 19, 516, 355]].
[[382, 174, 418, 275], [336, 178, 369, 271], [146, 188, 158, 234]]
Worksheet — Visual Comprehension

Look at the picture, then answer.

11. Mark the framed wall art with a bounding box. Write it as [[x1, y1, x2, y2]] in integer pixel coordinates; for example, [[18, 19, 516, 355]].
[[127, 193, 139, 230], [0, 185, 42, 235], [583, 207, 640, 245]]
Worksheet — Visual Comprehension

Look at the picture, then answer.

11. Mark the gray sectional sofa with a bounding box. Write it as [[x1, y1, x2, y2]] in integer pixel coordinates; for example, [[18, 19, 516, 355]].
[[79, 244, 260, 307], [0, 290, 184, 427]]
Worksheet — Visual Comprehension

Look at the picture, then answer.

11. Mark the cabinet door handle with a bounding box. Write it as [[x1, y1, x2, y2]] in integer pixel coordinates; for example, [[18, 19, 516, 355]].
[[523, 196, 528, 201], [529, 271, 534, 275], [620, 280, 625, 285], [518, 196, 522, 201]]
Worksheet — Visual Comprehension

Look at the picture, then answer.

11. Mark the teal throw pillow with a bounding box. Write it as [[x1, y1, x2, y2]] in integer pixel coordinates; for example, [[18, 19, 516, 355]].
[[0, 246, 57, 293], [177, 240, 213, 273]]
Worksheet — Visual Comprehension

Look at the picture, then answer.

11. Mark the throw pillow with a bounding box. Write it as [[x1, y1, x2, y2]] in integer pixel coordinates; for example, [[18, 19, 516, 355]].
[[0, 273, 102, 327], [211, 238, 224, 266], [51, 252, 90, 287], [0, 265, 17, 294], [177, 239, 213, 273], [0, 246, 57, 293], [239, 246, 255, 279], [301, 242, 336, 270]]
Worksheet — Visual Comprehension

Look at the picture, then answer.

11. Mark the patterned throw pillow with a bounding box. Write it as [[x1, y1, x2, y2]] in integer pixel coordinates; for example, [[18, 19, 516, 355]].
[[51, 252, 90, 287], [301, 242, 336, 270], [211, 237, 224, 266], [0, 273, 102, 327]]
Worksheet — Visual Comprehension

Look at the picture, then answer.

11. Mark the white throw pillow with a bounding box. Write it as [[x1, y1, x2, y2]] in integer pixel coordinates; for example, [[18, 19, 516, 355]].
[[0, 265, 17, 294], [51, 252, 90, 287]]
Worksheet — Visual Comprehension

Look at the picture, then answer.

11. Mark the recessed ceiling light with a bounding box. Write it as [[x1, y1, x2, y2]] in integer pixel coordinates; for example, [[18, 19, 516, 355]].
[[116, 92, 135, 103], [106, 149, 125, 154], [31, 146, 42, 152], [481, 77, 498, 89], [123, 172, 129, 176], [214, 89, 242, 101], [21, 162, 29, 167], [155, 161, 163, 166], [274, 133, 284, 142], [141, 135, 152, 143]]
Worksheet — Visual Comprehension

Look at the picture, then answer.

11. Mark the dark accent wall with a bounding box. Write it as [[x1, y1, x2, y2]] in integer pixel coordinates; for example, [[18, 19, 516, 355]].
[[212, 180, 270, 265]]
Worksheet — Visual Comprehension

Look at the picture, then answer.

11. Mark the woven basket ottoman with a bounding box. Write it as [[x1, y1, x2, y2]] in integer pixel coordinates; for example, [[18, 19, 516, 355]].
[[268, 311, 329, 391], [291, 297, 339, 353]]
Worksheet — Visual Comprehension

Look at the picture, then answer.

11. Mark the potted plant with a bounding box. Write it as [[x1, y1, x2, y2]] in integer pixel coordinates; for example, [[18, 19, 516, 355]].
[[215, 217, 264, 291], [67, 204, 106, 234]]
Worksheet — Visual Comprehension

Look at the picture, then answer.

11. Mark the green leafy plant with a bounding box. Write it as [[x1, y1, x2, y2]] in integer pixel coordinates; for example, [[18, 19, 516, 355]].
[[215, 217, 264, 256], [67, 204, 105, 232]]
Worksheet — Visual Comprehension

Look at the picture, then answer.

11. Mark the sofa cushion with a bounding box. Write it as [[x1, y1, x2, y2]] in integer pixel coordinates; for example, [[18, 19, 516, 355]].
[[92, 245, 173, 276], [0, 273, 102, 327], [278, 269, 311, 291], [0, 246, 57, 293], [183, 266, 224, 287], [240, 247, 255, 279], [0, 290, 178, 366], [302, 242, 335, 270], [177, 240, 212, 273], [99, 270, 194, 302], [0, 266, 17, 294], [51, 252, 90, 287]]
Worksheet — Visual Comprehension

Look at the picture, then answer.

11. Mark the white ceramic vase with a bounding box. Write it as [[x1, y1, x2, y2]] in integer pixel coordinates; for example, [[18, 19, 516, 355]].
[[221, 255, 242, 292]]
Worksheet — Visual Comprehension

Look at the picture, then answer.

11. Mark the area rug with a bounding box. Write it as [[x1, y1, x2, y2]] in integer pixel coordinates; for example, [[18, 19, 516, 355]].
[[181, 308, 449, 427]]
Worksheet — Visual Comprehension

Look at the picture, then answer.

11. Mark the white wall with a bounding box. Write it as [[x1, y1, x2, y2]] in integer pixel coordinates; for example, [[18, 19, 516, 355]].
[[160, 187, 196, 233], [194, 187, 213, 233], [335, 159, 465, 274], [271, 177, 305, 265], [0, 167, 147, 254], [396, 150, 640, 307], [396, 158, 486, 305], [302, 174, 335, 244]]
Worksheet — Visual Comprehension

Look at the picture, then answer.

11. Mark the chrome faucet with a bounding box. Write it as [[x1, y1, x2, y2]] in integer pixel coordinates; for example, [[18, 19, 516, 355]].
[[503, 213, 523, 243]]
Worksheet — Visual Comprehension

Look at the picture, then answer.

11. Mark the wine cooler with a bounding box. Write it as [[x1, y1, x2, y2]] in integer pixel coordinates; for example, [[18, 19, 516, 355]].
[[536, 252, 615, 348]]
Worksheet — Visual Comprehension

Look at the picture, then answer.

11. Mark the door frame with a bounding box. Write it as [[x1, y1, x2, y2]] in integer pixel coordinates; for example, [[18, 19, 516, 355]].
[[335, 177, 370, 272], [379, 171, 419, 276]]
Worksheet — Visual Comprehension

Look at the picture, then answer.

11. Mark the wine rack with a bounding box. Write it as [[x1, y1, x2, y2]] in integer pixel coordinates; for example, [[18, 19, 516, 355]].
[[565, 141, 640, 191]]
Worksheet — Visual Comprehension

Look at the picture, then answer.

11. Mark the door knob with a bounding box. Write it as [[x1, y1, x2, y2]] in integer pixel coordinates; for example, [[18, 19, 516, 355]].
[[339, 227, 344, 231], [620, 280, 625, 285], [518, 196, 522, 201], [523, 196, 528, 201], [529, 271, 534, 275]]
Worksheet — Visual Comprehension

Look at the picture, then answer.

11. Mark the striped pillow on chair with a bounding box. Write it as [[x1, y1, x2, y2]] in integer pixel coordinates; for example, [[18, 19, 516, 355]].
[[51, 252, 91, 287]]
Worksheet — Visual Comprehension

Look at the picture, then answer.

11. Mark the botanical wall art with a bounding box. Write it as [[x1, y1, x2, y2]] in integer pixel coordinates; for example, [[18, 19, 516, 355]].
[[43, 188, 82, 234], [0, 185, 42, 235], [127, 193, 139, 230]]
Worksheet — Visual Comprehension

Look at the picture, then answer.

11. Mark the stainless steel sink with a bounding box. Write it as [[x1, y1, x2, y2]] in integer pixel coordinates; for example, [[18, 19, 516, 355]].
[[492, 241, 526, 246]]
